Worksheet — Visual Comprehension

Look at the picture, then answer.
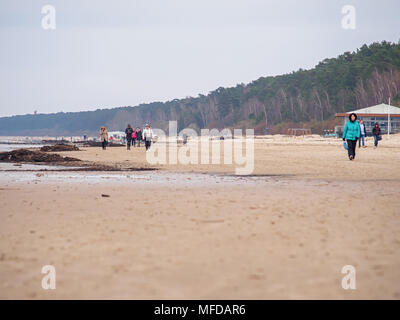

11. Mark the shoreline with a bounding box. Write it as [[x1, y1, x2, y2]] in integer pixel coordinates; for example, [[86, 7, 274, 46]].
[[1, 136, 399, 299], [1, 134, 400, 181]]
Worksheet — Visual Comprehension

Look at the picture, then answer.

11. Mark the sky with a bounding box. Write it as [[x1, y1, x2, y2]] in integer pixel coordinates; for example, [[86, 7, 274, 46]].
[[0, 0, 399, 117]]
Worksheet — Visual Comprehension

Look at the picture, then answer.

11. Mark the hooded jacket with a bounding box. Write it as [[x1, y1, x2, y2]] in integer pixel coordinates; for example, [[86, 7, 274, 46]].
[[372, 125, 381, 136], [342, 113, 360, 141], [125, 126, 134, 140], [136, 129, 143, 140]]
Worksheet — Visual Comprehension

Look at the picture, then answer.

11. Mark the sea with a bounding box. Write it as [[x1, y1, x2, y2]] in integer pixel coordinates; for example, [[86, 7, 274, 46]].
[[0, 144, 43, 152]]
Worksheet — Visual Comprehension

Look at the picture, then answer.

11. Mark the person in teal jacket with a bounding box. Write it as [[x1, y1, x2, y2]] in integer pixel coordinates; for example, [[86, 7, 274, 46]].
[[342, 113, 360, 160]]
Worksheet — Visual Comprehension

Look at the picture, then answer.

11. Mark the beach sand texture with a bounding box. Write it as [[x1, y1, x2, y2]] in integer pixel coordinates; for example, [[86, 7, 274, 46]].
[[0, 134, 399, 299]]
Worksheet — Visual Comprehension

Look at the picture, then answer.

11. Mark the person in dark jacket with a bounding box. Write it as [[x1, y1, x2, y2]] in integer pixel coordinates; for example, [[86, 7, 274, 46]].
[[125, 124, 134, 150], [342, 113, 360, 161], [136, 127, 143, 147], [372, 123, 381, 149]]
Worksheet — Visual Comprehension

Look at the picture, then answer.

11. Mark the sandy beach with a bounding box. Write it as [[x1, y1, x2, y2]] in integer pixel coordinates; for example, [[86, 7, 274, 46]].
[[0, 134, 399, 299]]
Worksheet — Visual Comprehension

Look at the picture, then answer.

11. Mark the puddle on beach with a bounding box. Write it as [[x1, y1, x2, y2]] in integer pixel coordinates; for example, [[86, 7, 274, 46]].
[[0, 162, 288, 187], [0, 144, 293, 187], [0, 162, 82, 171]]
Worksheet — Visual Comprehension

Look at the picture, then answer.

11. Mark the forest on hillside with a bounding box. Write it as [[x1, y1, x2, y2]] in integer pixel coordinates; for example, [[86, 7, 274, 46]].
[[1, 41, 400, 136]]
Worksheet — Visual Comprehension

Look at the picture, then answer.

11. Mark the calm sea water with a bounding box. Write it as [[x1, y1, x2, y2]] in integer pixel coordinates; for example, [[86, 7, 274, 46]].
[[0, 144, 43, 152]]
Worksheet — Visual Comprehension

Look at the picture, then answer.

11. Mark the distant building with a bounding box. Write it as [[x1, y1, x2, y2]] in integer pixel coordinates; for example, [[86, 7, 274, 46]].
[[335, 103, 400, 135]]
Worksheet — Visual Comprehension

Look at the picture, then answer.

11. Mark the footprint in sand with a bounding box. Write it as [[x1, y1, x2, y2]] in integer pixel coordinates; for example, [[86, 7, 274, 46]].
[[248, 273, 265, 280]]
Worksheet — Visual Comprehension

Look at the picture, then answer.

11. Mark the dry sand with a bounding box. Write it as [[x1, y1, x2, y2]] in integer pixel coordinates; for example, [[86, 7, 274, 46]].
[[0, 134, 399, 299]]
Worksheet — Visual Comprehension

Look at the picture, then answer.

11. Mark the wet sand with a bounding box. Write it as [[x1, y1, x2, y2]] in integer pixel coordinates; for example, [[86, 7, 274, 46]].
[[0, 134, 399, 299]]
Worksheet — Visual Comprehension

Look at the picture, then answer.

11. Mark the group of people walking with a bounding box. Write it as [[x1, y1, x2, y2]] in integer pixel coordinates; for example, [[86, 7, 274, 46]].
[[342, 113, 382, 161], [125, 124, 153, 151], [124, 125, 142, 149], [99, 124, 154, 151], [102, 116, 383, 160]]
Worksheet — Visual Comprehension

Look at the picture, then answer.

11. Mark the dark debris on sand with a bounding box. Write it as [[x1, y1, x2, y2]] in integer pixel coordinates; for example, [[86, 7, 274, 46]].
[[67, 165, 157, 172], [40, 144, 80, 152], [80, 141, 124, 147], [0, 148, 160, 173], [0, 149, 81, 163]]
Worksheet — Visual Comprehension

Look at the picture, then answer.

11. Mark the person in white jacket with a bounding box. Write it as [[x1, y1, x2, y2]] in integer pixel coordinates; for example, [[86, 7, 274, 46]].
[[142, 124, 153, 151]]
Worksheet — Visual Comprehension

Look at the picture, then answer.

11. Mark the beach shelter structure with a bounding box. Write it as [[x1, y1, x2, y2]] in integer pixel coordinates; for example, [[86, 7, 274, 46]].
[[335, 103, 400, 134]]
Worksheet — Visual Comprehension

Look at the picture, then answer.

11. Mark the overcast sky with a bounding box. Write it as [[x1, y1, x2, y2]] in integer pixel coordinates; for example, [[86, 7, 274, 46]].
[[0, 0, 399, 117]]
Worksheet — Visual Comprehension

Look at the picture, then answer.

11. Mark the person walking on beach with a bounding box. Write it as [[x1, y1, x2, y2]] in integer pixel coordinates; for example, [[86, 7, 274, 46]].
[[143, 124, 153, 151], [100, 126, 109, 150], [342, 113, 360, 161], [182, 133, 188, 146], [136, 127, 143, 147], [125, 124, 134, 150], [131, 129, 137, 147], [358, 119, 366, 148], [372, 123, 381, 149]]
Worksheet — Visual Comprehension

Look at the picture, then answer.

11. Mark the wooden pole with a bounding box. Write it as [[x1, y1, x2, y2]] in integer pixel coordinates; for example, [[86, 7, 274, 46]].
[[388, 98, 391, 137]]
